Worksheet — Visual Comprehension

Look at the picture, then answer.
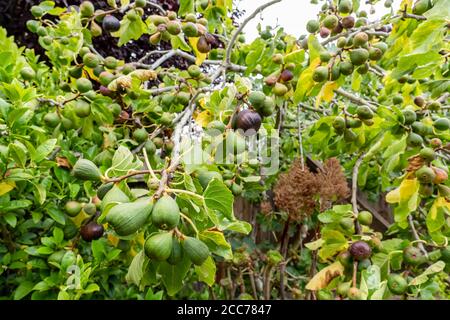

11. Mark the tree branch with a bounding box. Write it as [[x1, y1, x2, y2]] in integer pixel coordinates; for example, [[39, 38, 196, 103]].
[[335, 88, 378, 111], [225, 0, 282, 65], [408, 215, 428, 257]]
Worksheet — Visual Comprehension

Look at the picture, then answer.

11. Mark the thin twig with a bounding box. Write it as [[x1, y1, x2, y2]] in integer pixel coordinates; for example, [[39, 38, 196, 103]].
[[225, 0, 282, 65], [352, 154, 365, 234], [297, 105, 305, 171], [408, 215, 428, 257]]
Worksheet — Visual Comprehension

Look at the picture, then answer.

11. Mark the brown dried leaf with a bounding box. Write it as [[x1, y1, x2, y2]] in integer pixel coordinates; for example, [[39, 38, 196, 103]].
[[305, 261, 345, 291]]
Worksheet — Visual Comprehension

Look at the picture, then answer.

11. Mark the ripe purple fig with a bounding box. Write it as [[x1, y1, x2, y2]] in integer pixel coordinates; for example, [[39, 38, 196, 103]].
[[236, 109, 262, 133], [349, 241, 372, 260], [80, 221, 104, 242]]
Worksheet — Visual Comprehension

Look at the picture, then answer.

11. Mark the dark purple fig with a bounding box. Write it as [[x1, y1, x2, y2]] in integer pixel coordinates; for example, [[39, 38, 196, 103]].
[[349, 241, 372, 260], [280, 69, 294, 82], [80, 221, 104, 242], [236, 109, 262, 133]]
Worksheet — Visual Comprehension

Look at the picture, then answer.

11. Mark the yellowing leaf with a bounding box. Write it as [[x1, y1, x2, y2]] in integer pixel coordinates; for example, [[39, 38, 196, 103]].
[[194, 110, 212, 128], [399, 178, 419, 202], [386, 187, 400, 204], [305, 261, 344, 291], [429, 197, 450, 220], [188, 37, 207, 65], [108, 233, 120, 247], [294, 57, 321, 103], [315, 81, 338, 107], [70, 210, 90, 227], [0, 180, 16, 196], [386, 178, 419, 204]]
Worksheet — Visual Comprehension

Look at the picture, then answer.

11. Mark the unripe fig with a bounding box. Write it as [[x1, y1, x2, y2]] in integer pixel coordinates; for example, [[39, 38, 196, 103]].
[[338, 0, 353, 14], [415, 166, 436, 184], [312, 66, 328, 82], [339, 61, 354, 75], [83, 53, 101, 68], [74, 100, 91, 118], [407, 132, 423, 147], [369, 47, 383, 61], [402, 109, 417, 125], [349, 48, 369, 65], [182, 22, 198, 37], [76, 78, 93, 93], [306, 20, 320, 33], [65, 201, 82, 217], [356, 105, 373, 120], [323, 15, 339, 30], [353, 32, 368, 47], [403, 246, 427, 266], [272, 82, 288, 96], [419, 147, 436, 162], [80, 1, 95, 17], [433, 118, 450, 131], [357, 211, 373, 226]]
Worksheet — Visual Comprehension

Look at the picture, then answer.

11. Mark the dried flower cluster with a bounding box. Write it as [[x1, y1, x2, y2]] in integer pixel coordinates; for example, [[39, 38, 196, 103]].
[[273, 158, 350, 221]]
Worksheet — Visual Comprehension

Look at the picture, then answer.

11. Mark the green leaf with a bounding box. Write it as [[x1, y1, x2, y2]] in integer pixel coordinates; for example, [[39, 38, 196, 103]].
[[3, 212, 17, 227], [14, 281, 35, 300], [159, 256, 191, 296], [53, 227, 64, 244], [109, 146, 143, 177], [178, 0, 195, 16], [125, 250, 147, 287], [318, 229, 348, 260], [91, 239, 105, 261], [410, 261, 445, 286], [32, 138, 57, 163], [46, 205, 66, 225], [113, 16, 148, 47], [199, 230, 233, 260], [203, 179, 234, 220], [145, 288, 164, 300], [194, 256, 216, 286]]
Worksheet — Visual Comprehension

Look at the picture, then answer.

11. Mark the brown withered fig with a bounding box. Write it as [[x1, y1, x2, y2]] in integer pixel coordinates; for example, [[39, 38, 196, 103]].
[[236, 109, 262, 133], [341, 16, 355, 29], [197, 36, 211, 53], [280, 69, 294, 82], [349, 241, 372, 260], [80, 221, 104, 242]]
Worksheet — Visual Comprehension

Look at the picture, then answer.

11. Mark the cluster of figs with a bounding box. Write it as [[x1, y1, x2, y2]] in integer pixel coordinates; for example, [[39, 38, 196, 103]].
[[25, 0, 218, 131], [322, 237, 450, 300], [302, 0, 390, 83], [65, 157, 210, 266]]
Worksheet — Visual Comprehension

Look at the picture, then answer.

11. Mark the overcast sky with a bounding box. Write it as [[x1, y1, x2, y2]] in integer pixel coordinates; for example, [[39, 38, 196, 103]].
[[237, 0, 402, 40]]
